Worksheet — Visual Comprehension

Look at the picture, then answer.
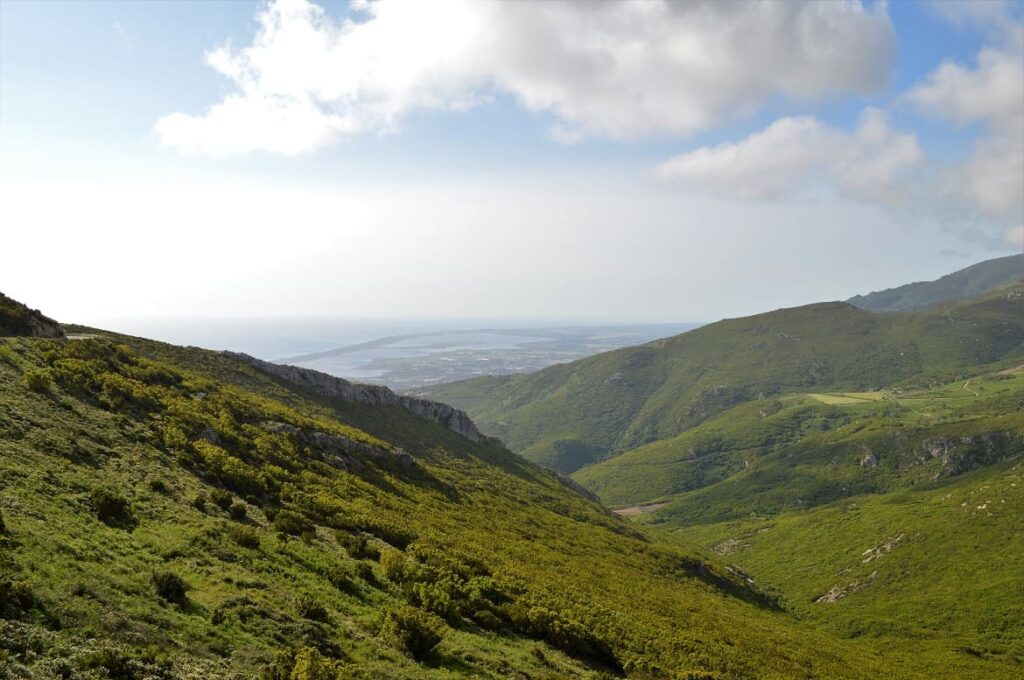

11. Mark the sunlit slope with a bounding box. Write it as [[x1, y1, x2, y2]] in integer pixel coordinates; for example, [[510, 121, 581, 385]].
[[575, 367, 1024, 509], [669, 468, 1024, 676], [425, 284, 1024, 473], [0, 327, 906, 679]]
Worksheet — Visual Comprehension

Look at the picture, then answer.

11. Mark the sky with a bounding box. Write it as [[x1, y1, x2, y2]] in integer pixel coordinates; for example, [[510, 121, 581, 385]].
[[0, 0, 1022, 325]]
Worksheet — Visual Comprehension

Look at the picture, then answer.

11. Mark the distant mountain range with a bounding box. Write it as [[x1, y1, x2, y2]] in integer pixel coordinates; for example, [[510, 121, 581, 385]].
[[847, 253, 1022, 312]]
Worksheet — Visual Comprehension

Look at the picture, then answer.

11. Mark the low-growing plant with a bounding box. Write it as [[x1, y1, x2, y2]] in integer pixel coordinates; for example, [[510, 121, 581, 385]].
[[273, 509, 313, 537], [211, 489, 233, 511], [228, 524, 260, 549], [295, 593, 328, 622], [192, 493, 208, 513], [148, 479, 168, 493], [337, 531, 379, 560], [91, 489, 133, 527], [378, 604, 444, 661], [151, 570, 187, 605], [22, 369, 52, 393], [228, 501, 248, 521]]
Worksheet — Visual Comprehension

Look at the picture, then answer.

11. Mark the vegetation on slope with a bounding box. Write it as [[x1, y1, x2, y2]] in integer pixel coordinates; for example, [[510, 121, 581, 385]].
[[847, 254, 1023, 312], [0, 325, 903, 678], [424, 284, 1024, 473]]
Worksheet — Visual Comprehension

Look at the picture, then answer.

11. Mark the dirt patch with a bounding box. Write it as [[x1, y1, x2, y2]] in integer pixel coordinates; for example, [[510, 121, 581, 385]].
[[613, 502, 668, 517]]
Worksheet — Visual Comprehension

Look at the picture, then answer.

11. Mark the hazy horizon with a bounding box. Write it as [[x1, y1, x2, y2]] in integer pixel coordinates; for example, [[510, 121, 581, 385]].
[[2, 0, 1021, 325]]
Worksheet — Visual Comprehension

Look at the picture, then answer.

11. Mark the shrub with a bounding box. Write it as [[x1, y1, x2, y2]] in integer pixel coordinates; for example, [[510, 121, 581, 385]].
[[321, 564, 357, 594], [228, 524, 260, 549], [22, 369, 52, 393], [380, 550, 409, 583], [151, 570, 187, 605], [337, 532, 379, 560], [354, 562, 378, 586], [295, 593, 328, 621], [273, 510, 313, 537], [148, 479, 168, 493], [228, 502, 248, 521], [211, 489, 233, 511], [192, 493, 208, 513], [91, 489, 132, 526], [0, 578, 38, 619], [378, 604, 444, 660], [0, 509, 5, 533]]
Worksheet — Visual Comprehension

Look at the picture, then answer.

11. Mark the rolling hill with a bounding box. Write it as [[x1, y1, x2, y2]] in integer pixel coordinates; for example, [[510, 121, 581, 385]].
[[420, 278, 1024, 678], [422, 282, 1024, 474], [847, 253, 1023, 312], [0, 295, 938, 679]]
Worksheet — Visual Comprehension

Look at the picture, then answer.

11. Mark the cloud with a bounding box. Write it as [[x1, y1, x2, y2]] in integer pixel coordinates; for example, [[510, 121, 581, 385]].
[[659, 15, 1024, 249], [655, 109, 924, 206], [906, 37, 1024, 223], [155, 0, 894, 155]]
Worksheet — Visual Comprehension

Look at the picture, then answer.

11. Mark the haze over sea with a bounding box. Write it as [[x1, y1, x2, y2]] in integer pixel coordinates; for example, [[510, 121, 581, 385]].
[[97, 317, 699, 390]]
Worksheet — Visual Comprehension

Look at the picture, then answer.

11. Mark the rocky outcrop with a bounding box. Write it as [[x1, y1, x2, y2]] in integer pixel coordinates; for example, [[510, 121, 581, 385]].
[[262, 421, 417, 474], [227, 353, 493, 445], [0, 292, 64, 338]]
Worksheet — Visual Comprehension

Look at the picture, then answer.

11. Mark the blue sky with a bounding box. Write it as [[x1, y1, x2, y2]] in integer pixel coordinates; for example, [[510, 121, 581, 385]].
[[0, 1, 1021, 323]]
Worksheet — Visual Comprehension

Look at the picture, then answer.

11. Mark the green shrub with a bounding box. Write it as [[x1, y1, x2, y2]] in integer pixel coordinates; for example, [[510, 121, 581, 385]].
[[0, 578, 38, 619], [192, 493, 208, 512], [148, 479, 168, 493], [380, 550, 409, 582], [228, 501, 248, 521], [354, 562, 378, 586], [0, 509, 5, 533], [228, 524, 260, 549], [151, 570, 187, 605], [91, 489, 132, 526], [211, 489, 233, 511], [337, 531, 379, 560], [295, 593, 328, 621], [378, 604, 444, 660], [273, 510, 313, 537], [321, 563, 357, 593], [22, 369, 52, 393]]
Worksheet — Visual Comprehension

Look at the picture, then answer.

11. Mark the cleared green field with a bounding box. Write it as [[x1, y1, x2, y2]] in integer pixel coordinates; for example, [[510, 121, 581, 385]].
[[807, 391, 889, 405]]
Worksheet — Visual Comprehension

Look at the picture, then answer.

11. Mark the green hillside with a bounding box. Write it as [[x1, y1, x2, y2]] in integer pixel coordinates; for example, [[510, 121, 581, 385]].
[[847, 254, 1023, 312], [423, 284, 1024, 474], [0, 313, 928, 678]]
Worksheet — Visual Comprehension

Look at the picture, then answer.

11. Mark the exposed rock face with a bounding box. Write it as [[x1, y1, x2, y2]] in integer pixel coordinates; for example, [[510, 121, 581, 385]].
[[262, 421, 417, 474], [859, 452, 878, 468], [227, 353, 493, 445], [0, 292, 64, 338]]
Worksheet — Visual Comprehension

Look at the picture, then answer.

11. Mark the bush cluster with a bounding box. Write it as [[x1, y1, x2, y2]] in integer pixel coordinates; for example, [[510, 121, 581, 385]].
[[91, 489, 132, 527], [228, 524, 260, 549], [151, 570, 187, 605], [378, 603, 444, 660]]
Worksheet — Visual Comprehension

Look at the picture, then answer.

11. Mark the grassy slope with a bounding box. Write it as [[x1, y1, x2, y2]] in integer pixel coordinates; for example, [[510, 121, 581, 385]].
[[0, 331, 915, 679], [847, 254, 1023, 312], [667, 468, 1024, 675], [424, 284, 1024, 473]]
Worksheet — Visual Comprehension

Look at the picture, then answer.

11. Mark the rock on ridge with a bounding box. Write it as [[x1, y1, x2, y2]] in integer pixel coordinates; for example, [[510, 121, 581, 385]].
[[0, 292, 64, 338], [225, 352, 493, 445]]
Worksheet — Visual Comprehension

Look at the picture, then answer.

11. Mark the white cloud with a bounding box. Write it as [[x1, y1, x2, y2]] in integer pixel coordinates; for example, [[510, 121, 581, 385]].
[[155, 0, 894, 155], [906, 28, 1023, 223], [655, 109, 924, 206]]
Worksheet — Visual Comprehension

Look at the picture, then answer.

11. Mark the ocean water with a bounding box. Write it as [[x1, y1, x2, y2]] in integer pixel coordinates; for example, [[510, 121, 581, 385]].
[[93, 318, 700, 389]]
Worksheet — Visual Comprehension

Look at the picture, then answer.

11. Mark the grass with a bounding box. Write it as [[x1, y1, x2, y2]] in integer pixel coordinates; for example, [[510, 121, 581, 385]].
[[425, 283, 1024, 474], [0, 332, 917, 678]]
